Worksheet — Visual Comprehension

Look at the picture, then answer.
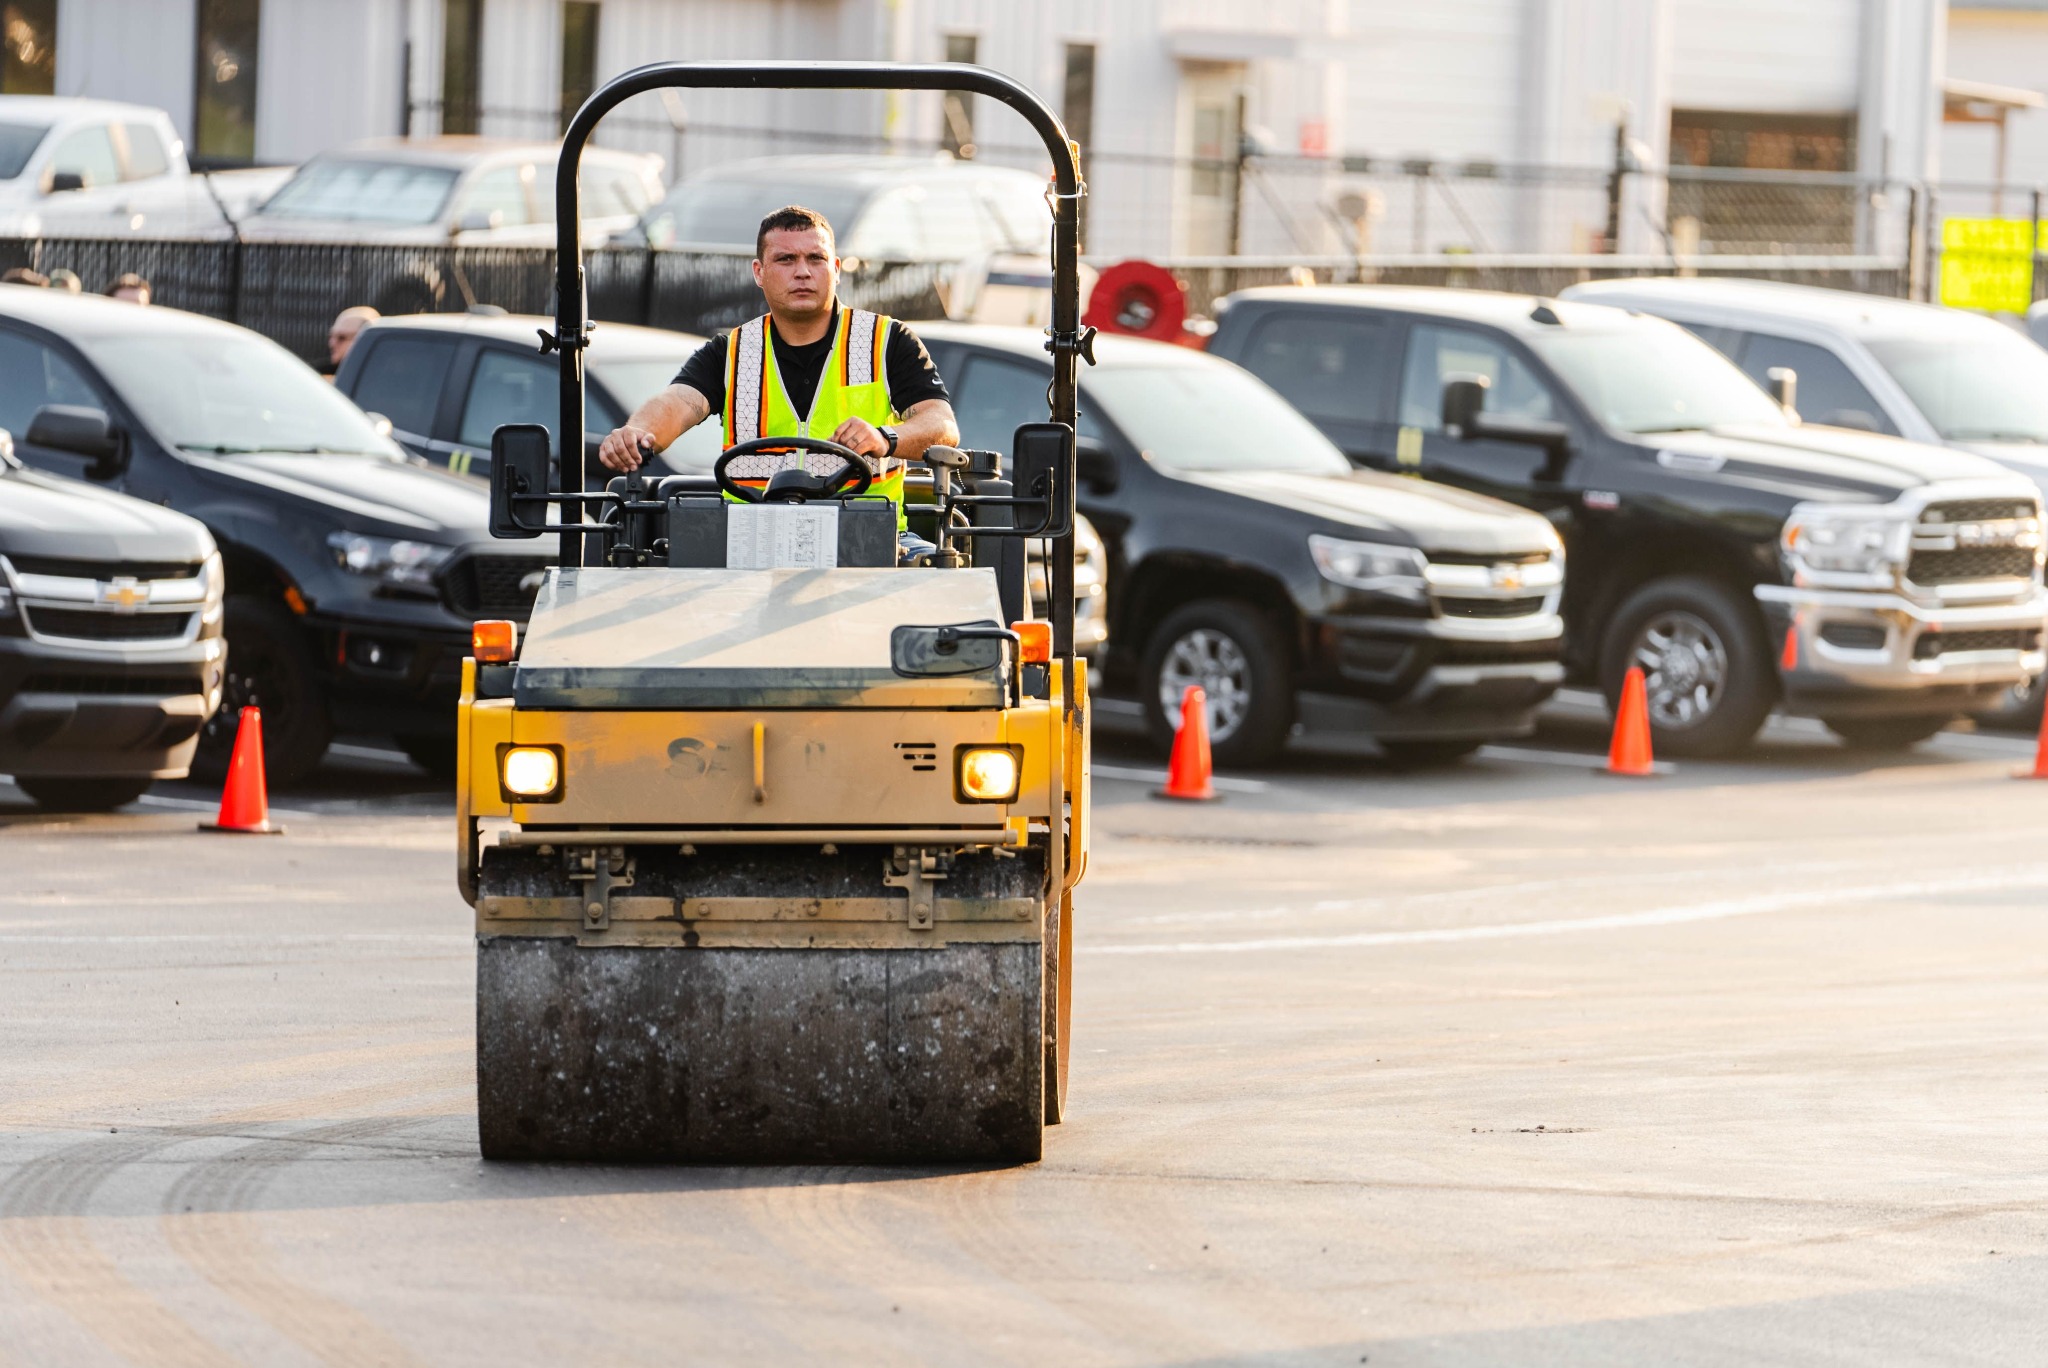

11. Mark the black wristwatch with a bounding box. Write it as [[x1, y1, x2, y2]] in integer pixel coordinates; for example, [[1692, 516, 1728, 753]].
[[879, 425, 900, 459]]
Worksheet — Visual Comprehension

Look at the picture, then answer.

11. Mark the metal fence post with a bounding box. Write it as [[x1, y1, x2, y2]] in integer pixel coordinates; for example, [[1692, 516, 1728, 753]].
[[2032, 188, 2044, 306], [1924, 187, 1941, 304]]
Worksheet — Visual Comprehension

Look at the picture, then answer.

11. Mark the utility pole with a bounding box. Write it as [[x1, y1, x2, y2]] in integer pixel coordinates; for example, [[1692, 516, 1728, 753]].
[[1604, 121, 1626, 253]]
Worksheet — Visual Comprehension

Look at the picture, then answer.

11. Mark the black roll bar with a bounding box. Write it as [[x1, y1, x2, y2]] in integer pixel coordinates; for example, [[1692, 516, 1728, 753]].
[[551, 60, 1088, 662]]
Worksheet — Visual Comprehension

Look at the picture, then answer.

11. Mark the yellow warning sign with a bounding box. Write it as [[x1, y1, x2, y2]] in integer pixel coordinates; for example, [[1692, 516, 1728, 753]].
[[1939, 217, 2044, 313]]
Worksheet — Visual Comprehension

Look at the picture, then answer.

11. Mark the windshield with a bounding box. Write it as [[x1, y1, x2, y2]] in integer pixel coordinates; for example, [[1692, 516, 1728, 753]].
[[1085, 364, 1352, 474], [261, 159, 460, 224], [588, 357, 692, 412], [1531, 324, 1788, 434], [79, 330, 403, 457], [642, 178, 870, 249], [0, 121, 47, 180], [1866, 328, 2048, 444]]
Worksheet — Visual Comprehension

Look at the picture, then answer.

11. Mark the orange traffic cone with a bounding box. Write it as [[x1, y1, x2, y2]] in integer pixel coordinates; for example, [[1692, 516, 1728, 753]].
[[2020, 699, 2048, 780], [201, 706, 285, 834], [1157, 685, 1217, 801], [1606, 667, 1657, 777]]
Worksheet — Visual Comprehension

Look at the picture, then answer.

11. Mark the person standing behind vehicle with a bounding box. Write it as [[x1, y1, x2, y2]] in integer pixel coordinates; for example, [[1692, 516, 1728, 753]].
[[325, 305, 379, 376], [597, 205, 960, 562]]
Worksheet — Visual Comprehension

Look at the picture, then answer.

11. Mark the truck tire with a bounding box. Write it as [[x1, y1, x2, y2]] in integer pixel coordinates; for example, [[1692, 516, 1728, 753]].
[[1141, 599, 1294, 767], [1822, 714, 1953, 750], [193, 595, 332, 788], [14, 776, 153, 812], [1601, 576, 1775, 758]]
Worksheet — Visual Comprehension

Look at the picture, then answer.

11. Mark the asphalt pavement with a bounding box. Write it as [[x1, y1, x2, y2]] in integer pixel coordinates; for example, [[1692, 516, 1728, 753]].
[[3, 705, 2046, 1366]]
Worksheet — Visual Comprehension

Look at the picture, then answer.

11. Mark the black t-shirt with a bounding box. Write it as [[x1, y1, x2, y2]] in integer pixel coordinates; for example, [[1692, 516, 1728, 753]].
[[673, 308, 949, 420]]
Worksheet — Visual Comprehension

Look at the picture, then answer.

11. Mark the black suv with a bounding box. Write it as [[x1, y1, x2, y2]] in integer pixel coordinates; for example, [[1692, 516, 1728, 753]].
[[333, 311, 711, 480], [916, 322, 1568, 766], [1209, 286, 2048, 753], [0, 290, 551, 782]]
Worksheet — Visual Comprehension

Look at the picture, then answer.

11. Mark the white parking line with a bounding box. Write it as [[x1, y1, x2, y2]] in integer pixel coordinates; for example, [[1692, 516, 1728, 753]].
[[1478, 744, 1676, 774], [1090, 865, 2048, 956], [1090, 763, 1271, 794]]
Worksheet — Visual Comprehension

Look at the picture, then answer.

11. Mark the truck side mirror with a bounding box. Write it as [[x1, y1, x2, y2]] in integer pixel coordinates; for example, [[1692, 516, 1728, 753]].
[[1441, 375, 1488, 436], [1765, 366, 1798, 414], [1075, 437, 1118, 493], [47, 170, 85, 194], [489, 423, 553, 539], [26, 404, 125, 480], [1011, 421, 1075, 538]]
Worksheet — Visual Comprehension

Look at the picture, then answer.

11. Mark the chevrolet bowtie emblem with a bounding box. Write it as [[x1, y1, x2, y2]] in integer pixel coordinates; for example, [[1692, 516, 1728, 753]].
[[1490, 565, 1524, 591], [101, 577, 149, 613]]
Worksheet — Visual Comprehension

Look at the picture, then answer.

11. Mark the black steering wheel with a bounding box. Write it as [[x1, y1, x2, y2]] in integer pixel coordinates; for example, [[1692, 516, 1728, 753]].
[[714, 436, 874, 504]]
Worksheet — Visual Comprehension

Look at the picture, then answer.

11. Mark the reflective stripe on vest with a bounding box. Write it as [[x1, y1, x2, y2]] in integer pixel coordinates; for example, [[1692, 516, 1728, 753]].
[[721, 308, 905, 526]]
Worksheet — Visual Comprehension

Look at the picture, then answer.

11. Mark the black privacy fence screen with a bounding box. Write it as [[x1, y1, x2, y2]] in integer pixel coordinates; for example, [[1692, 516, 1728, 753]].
[[0, 236, 950, 359]]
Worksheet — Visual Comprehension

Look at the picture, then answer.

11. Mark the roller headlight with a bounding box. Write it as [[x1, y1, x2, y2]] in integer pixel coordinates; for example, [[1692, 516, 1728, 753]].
[[499, 744, 563, 802], [956, 744, 1022, 803], [327, 531, 454, 586], [1782, 503, 1910, 586], [1308, 535, 1428, 601]]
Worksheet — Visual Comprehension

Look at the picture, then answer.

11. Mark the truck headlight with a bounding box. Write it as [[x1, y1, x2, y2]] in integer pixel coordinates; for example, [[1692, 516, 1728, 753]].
[[956, 744, 1022, 803], [327, 531, 454, 586], [199, 550, 224, 627], [499, 744, 563, 801], [1782, 503, 1910, 583], [1308, 535, 1428, 600]]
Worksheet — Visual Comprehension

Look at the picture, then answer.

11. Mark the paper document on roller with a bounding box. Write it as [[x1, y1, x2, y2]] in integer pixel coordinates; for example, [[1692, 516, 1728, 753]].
[[726, 504, 840, 569]]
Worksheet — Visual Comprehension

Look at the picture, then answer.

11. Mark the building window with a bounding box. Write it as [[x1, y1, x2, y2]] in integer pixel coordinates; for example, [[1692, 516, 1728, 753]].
[[442, 0, 484, 135], [1, 1, 56, 95], [941, 33, 976, 159], [1062, 42, 1095, 245], [193, 0, 260, 166], [560, 2, 600, 134]]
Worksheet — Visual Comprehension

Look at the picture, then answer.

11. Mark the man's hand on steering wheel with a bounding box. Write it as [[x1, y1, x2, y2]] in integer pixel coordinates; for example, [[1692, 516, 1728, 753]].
[[829, 417, 890, 461]]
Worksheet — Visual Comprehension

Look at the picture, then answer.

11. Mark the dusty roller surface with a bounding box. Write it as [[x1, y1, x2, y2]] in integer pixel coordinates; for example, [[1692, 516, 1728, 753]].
[[5, 719, 2048, 1364], [476, 938, 1043, 1162]]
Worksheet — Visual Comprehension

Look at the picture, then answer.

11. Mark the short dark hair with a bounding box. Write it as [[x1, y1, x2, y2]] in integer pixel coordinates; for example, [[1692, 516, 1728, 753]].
[[755, 205, 835, 259]]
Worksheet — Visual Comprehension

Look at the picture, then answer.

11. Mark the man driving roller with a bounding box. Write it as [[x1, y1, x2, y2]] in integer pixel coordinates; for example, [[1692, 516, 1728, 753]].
[[598, 205, 960, 562]]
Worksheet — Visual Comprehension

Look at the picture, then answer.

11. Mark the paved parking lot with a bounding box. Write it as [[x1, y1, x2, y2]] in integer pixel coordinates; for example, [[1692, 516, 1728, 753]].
[[3, 708, 2046, 1366]]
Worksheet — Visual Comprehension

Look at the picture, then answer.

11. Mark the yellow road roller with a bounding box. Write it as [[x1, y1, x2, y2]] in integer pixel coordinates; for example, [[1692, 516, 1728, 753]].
[[453, 59, 1092, 1163]]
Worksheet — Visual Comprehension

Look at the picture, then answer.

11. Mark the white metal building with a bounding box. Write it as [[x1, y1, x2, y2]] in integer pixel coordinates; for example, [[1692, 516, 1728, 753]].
[[13, 0, 1965, 258]]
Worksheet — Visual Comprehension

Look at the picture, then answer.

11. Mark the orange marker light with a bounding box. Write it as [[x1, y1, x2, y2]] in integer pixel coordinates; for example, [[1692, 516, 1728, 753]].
[[472, 619, 517, 663], [1013, 621, 1051, 664]]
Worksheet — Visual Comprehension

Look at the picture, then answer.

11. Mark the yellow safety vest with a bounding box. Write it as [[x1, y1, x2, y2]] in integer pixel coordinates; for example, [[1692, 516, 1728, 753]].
[[721, 308, 905, 527]]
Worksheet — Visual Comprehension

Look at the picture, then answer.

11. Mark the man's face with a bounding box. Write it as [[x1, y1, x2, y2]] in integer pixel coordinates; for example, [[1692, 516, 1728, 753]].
[[112, 285, 148, 305], [328, 319, 363, 366], [753, 227, 838, 319]]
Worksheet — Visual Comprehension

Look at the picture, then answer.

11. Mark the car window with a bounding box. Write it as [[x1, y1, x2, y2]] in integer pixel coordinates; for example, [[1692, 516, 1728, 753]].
[[350, 335, 459, 438], [1676, 321, 1745, 355], [119, 123, 170, 180], [950, 352, 1104, 452], [0, 121, 48, 181], [848, 186, 925, 259], [262, 160, 460, 224], [977, 176, 1051, 253], [921, 180, 994, 257], [0, 331, 103, 437], [1733, 333, 1897, 435], [48, 126, 120, 190], [456, 166, 532, 229], [1398, 324, 1557, 431], [1240, 313, 1392, 424], [459, 349, 556, 448]]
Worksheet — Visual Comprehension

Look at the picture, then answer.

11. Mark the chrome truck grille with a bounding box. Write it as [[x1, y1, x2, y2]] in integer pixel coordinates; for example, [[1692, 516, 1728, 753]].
[[1907, 499, 2044, 589], [1, 555, 209, 650]]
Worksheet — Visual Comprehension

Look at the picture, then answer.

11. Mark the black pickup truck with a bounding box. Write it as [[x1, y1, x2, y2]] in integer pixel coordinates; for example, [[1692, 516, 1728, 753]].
[[1208, 287, 2047, 754], [915, 322, 1568, 766], [0, 428, 224, 810], [0, 289, 550, 783]]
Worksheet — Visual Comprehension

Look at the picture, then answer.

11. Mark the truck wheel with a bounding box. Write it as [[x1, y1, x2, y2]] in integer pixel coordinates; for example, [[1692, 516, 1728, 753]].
[[1822, 715, 1953, 750], [1142, 599, 1293, 767], [193, 596, 332, 787], [1601, 576, 1775, 758], [14, 776, 153, 812], [1379, 738, 1485, 768]]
